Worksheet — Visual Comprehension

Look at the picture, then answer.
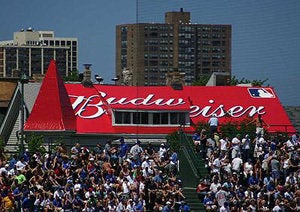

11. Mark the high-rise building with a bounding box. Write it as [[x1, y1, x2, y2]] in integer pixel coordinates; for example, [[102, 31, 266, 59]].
[[0, 28, 78, 78], [116, 9, 231, 86]]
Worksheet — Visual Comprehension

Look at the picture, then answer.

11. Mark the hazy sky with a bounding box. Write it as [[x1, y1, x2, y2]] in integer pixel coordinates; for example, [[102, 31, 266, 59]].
[[1, 0, 299, 106]]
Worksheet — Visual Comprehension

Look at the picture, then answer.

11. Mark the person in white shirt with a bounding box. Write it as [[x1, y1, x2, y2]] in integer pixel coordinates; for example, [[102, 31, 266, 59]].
[[126, 199, 134, 212], [231, 134, 241, 159], [231, 155, 243, 173], [0, 164, 9, 175], [215, 186, 228, 208], [129, 140, 143, 160], [285, 172, 297, 185], [84, 188, 95, 200], [219, 201, 230, 212], [116, 199, 127, 212], [208, 114, 219, 138], [219, 137, 228, 156], [254, 135, 266, 159], [209, 178, 221, 194], [122, 178, 130, 196], [53, 187, 64, 199], [272, 199, 283, 212], [212, 153, 221, 175], [241, 134, 251, 162], [15, 157, 27, 171], [243, 159, 253, 178], [142, 166, 153, 178], [158, 143, 167, 160], [141, 156, 151, 170], [286, 137, 295, 152]]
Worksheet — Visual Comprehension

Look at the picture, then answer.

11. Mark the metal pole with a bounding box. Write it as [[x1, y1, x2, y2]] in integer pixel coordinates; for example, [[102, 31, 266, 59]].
[[20, 81, 25, 155]]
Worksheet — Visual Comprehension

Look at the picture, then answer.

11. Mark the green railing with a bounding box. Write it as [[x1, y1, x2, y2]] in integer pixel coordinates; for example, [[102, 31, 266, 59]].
[[179, 131, 208, 179]]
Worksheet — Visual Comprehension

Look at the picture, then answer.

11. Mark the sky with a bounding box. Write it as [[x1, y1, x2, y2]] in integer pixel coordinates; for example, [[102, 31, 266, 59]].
[[0, 0, 299, 106]]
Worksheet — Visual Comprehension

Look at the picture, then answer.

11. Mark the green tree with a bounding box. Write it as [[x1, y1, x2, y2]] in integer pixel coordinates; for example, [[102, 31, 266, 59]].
[[27, 133, 46, 154], [219, 119, 257, 139], [166, 131, 181, 152], [63, 69, 81, 82], [192, 121, 209, 133], [192, 75, 211, 86], [229, 76, 268, 86], [0, 137, 5, 153], [0, 137, 6, 160], [192, 75, 268, 86]]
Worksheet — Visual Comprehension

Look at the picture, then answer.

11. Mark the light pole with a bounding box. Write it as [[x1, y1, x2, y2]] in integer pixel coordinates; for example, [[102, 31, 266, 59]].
[[19, 72, 29, 155], [95, 75, 103, 84], [111, 76, 119, 85]]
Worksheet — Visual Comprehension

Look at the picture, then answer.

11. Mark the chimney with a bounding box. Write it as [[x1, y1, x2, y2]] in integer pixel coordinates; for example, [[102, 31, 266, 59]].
[[81, 64, 93, 87], [83, 64, 92, 81]]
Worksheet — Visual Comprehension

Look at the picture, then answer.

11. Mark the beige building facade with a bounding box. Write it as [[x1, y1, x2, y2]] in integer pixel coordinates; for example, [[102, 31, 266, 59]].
[[116, 9, 231, 86], [0, 28, 78, 78]]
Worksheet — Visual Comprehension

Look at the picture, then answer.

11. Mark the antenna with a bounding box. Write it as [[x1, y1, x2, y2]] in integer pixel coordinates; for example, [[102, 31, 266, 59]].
[[136, 0, 139, 23]]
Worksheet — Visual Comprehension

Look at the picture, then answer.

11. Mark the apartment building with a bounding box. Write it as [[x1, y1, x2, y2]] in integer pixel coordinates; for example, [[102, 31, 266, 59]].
[[116, 9, 231, 86], [0, 28, 78, 78]]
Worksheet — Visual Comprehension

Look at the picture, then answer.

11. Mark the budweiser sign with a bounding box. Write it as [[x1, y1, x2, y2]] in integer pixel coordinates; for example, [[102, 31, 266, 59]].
[[70, 93, 265, 119], [64, 84, 295, 134]]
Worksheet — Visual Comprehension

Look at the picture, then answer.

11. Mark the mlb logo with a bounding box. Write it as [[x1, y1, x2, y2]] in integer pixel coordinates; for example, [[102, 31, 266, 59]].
[[248, 88, 275, 98]]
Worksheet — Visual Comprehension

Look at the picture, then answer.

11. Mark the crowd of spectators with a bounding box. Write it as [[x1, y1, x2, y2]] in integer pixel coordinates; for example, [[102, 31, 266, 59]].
[[0, 138, 190, 212], [1, 119, 299, 212], [193, 124, 300, 211]]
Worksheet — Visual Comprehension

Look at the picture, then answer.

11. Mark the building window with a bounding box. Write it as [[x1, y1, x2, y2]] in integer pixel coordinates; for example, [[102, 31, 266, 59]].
[[115, 111, 131, 124], [114, 111, 189, 126]]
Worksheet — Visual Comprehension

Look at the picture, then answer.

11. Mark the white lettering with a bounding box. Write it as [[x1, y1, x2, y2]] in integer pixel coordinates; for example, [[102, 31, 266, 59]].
[[73, 95, 106, 119], [70, 95, 266, 119], [106, 94, 185, 106]]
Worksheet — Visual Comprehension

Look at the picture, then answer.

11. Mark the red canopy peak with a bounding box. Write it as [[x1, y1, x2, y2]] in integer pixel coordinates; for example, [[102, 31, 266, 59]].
[[24, 60, 76, 132]]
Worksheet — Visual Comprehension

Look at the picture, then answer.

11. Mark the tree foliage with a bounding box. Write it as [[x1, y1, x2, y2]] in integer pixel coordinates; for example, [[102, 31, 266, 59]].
[[192, 75, 269, 86], [166, 131, 181, 152], [192, 75, 211, 86], [218, 118, 257, 139], [27, 133, 46, 154], [0, 137, 5, 152], [63, 69, 81, 82], [186, 118, 258, 140], [229, 76, 269, 86]]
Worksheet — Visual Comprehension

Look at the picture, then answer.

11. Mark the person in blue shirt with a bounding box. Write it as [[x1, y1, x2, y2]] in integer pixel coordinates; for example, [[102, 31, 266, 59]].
[[23, 149, 30, 162], [52, 195, 63, 209], [105, 169, 117, 184], [22, 193, 34, 212], [248, 173, 260, 189], [170, 150, 178, 164], [192, 132, 201, 152], [203, 192, 217, 210], [79, 167, 88, 180], [179, 201, 191, 212], [119, 137, 129, 163], [153, 170, 163, 185], [162, 201, 172, 212], [8, 154, 17, 170]]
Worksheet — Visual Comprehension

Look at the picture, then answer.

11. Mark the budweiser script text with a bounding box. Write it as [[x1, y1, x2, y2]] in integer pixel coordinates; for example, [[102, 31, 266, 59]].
[[69, 93, 265, 119]]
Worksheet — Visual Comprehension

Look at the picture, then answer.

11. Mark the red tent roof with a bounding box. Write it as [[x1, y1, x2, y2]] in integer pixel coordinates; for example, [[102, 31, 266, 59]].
[[24, 60, 76, 132], [23, 60, 295, 135]]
